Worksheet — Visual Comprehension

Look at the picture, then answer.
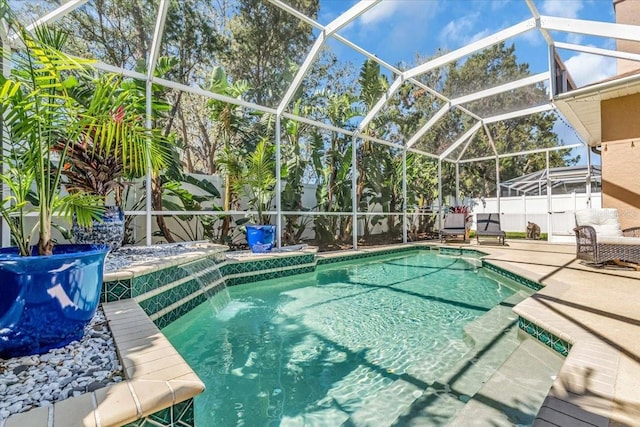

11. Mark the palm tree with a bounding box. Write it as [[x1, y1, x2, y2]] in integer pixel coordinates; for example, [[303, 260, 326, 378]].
[[0, 22, 103, 256]]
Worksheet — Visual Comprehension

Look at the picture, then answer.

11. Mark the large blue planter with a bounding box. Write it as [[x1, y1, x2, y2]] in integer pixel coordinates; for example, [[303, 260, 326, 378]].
[[0, 244, 109, 358], [246, 225, 276, 253]]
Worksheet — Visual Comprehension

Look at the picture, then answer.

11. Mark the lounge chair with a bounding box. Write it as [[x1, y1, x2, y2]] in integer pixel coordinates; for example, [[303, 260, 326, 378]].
[[574, 208, 640, 266], [476, 213, 506, 245], [440, 213, 469, 243]]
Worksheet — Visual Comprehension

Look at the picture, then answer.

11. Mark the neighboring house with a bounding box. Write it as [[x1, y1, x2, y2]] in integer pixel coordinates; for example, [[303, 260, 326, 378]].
[[554, 0, 640, 229], [499, 165, 602, 197]]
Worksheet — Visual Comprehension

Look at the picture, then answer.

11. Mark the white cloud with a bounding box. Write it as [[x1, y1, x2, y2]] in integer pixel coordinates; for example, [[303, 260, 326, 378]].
[[491, 0, 511, 11], [565, 32, 584, 45], [519, 28, 544, 47], [469, 29, 491, 44], [564, 51, 616, 87], [360, 1, 403, 25], [358, 0, 443, 26], [439, 13, 481, 47], [540, 0, 584, 19]]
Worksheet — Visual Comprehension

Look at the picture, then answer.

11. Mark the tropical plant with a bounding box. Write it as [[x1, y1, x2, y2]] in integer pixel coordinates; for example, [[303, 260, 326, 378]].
[[0, 20, 104, 256], [208, 66, 253, 239], [236, 137, 277, 225], [60, 74, 172, 206]]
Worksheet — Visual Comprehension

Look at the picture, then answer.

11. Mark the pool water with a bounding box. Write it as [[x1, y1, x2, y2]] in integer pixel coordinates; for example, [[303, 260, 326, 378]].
[[163, 251, 519, 426]]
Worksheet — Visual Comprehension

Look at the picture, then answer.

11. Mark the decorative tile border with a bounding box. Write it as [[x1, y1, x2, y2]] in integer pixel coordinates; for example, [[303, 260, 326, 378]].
[[482, 261, 543, 291], [438, 247, 486, 257], [226, 264, 315, 286], [123, 397, 195, 427], [518, 316, 572, 357], [316, 246, 429, 265], [102, 278, 132, 302]]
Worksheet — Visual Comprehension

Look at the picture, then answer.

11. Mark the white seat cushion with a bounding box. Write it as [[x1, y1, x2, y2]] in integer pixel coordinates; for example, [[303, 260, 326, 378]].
[[575, 208, 624, 238], [598, 236, 640, 245]]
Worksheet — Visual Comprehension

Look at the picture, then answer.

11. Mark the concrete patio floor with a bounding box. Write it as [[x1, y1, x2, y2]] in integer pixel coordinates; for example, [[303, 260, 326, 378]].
[[445, 239, 640, 426]]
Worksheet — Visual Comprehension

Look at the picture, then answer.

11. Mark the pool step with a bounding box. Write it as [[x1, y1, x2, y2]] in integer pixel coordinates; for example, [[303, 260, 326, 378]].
[[438, 292, 528, 402], [448, 337, 564, 426], [390, 291, 531, 426]]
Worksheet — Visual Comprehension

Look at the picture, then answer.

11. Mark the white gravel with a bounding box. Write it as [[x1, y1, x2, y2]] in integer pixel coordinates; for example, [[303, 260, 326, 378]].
[[104, 241, 212, 272], [0, 309, 122, 421]]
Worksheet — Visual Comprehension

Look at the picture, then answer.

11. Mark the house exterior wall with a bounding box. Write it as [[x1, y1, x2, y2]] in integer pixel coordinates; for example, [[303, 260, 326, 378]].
[[600, 139, 640, 228], [601, 93, 640, 141], [598, 1, 640, 229], [614, 0, 640, 75]]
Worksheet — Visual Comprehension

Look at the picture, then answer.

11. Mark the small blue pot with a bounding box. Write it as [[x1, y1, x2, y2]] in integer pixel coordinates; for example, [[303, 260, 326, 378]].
[[0, 244, 109, 358], [246, 225, 276, 253]]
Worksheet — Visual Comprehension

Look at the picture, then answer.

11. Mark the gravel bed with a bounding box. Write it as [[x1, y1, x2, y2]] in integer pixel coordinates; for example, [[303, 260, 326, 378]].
[[104, 241, 211, 272], [0, 308, 122, 421]]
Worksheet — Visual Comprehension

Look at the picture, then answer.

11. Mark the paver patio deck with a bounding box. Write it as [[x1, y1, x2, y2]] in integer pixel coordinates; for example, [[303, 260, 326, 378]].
[[453, 239, 640, 426]]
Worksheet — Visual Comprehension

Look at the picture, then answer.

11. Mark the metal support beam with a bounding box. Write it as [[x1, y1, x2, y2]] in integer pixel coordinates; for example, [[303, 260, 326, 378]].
[[525, 0, 554, 45], [144, 0, 170, 246], [439, 121, 482, 161], [277, 33, 325, 115], [484, 104, 554, 123], [10, 0, 89, 41], [275, 114, 282, 248], [275, 0, 381, 115], [586, 144, 592, 207], [402, 146, 407, 244], [406, 104, 450, 148], [450, 73, 548, 107], [1, 35, 10, 246], [352, 133, 359, 250], [455, 163, 460, 205], [555, 41, 640, 63], [546, 150, 552, 239], [458, 143, 582, 163], [548, 44, 558, 97], [540, 16, 640, 42], [437, 160, 443, 234], [324, 0, 382, 35], [359, 76, 404, 132], [405, 19, 536, 80], [482, 123, 499, 157], [495, 157, 501, 213]]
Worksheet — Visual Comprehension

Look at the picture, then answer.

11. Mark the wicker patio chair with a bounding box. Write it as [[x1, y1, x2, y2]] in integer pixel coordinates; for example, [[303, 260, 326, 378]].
[[574, 208, 640, 266], [476, 213, 506, 245], [440, 213, 469, 243]]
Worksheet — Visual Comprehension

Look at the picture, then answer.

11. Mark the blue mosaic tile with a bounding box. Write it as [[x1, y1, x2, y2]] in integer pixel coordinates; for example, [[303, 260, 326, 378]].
[[518, 317, 571, 357], [316, 246, 421, 266], [122, 398, 195, 427], [101, 279, 131, 302], [483, 262, 542, 291], [154, 293, 209, 329]]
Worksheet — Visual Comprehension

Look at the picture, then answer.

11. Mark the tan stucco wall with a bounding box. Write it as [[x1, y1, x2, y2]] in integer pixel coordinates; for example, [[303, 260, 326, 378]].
[[601, 140, 640, 228], [601, 93, 640, 141], [614, 0, 640, 75]]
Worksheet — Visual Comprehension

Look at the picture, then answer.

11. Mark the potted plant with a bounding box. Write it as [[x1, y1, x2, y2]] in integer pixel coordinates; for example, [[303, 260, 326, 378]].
[[59, 74, 171, 250], [0, 16, 112, 357], [237, 138, 277, 253]]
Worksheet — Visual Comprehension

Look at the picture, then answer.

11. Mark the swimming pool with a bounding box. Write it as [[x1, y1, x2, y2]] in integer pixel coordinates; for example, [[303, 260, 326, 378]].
[[163, 251, 526, 426]]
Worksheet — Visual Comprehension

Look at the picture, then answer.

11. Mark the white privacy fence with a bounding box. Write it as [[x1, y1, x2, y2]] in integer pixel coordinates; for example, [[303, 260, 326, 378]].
[[470, 192, 602, 242]]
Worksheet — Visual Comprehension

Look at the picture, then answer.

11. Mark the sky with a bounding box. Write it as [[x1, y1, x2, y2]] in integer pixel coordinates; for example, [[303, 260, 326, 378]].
[[315, 0, 618, 164], [317, 0, 618, 87]]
